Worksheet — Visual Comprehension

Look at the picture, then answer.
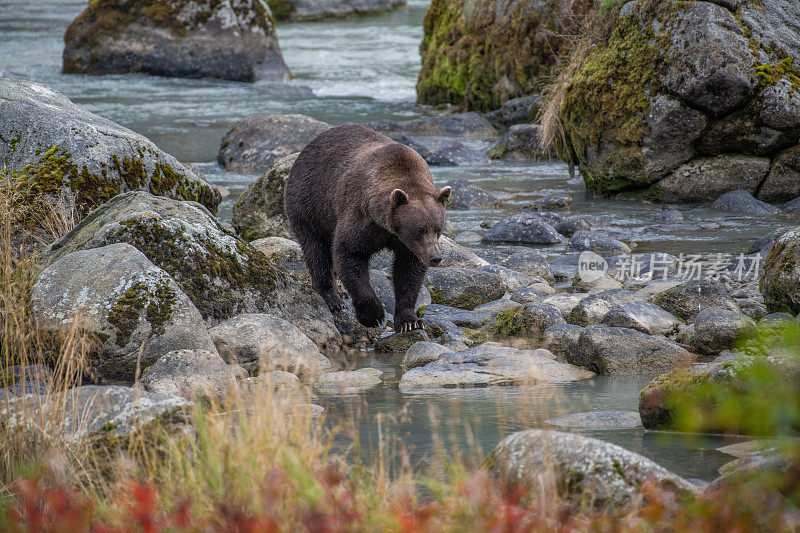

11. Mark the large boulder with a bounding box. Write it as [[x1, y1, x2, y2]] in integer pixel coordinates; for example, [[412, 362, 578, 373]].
[[425, 267, 511, 309], [269, 0, 405, 21], [601, 301, 682, 336], [42, 192, 340, 349], [218, 115, 329, 174], [652, 279, 740, 322], [559, 0, 800, 203], [416, 0, 583, 111], [0, 78, 219, 234], [231, 153, 299, 240], [482, 214, 562, 245], [692, 308, 757, 355], [141, 349, 247, 400], [367, 113, 497, 138], [62, 0, 289, 82], [760, 227, 800, 313], [32, 243, 216, 383], [486, 430, 697, 507]]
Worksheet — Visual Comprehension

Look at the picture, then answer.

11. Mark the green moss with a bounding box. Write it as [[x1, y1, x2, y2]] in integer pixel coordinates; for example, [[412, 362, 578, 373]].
[[428, 287, 445, 305], [755, 57, 800, 89], [462, 328, 487, 346], [417, 305, 428, 318], [220, 139, 230, 150], [491, 308, 528, 337], [267, 0, 296, 21], [107, 280, 176, 347]]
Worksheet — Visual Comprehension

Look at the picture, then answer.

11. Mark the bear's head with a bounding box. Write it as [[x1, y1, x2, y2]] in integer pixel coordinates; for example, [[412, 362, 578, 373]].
[[389, 186, 451, 267]]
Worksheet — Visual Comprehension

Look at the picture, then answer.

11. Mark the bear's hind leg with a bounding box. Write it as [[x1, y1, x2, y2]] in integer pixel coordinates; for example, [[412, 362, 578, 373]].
[[392, 246, 428, 332], [295, 226, 343, 311]]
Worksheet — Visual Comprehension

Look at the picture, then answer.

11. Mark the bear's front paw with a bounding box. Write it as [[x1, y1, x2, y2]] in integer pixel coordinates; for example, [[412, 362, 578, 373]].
[[395, 318, 424, 333], [321, 290, 345, 312], [354, 297, 385, 328]]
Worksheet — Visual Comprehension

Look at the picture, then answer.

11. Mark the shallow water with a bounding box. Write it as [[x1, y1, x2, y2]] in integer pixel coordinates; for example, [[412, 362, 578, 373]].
[[0, 0, 787, 480]]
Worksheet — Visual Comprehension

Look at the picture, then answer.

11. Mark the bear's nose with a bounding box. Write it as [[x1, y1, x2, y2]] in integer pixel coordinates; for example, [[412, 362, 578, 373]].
[[429, 255, 442, 266]]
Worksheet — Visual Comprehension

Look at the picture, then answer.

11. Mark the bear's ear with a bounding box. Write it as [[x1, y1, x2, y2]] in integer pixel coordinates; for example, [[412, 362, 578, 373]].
[[391, 188, 409, 208], [437, 186, 452, 204]]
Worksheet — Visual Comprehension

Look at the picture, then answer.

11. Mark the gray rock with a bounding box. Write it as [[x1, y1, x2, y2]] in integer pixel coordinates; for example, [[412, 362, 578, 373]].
[[232, 153, 299, 239], [527, 194, 573, 211], [652, 279, 741, 322], [566, 295, 613, 326], [483, 214, 562, 245], [208, 313, 332, 377], [280, 0, 405, 21], [490, 302, 565, 341], [141, 349, 246, 400], [453, 231, 482, 244], [421, 303, 500, 329], [426, 267, 511, 309], [443, 178, 505, 210], [543, 293, 589, 318], [401, 341, 453, 371], [548, 253, 582, 281], [481, 264, 535, 291], [219, 115, 328, 174], [32, 243, 215, 383], [63, 0, 289, 82], [484, 95, 541, 128], [710, 190, 780, 216], [748, 228, 788, 255], [641, 94, 707, 179], [438, 235, 489, 268], [368, 112, 497, 138], [399, 343, 593, 391], [601, 301, 682, 335], [487, 124, 544, 160], [0, 79, 219, 227], [369, 269, 430, 318], [554, 216, 591, 238], [693, 308, 757, 355], [250, 237, 305, 271], [374, 330, 430, 353], [1, 385, 190, 444], [396, 135, 490, 166], [567, 231, 630, 256], [244, 370, 301, 394], [569, 325, 692, 375], [0, 365, 53, 398], [740, 0, 800, 64], [653, 156, 771, 204], [486, 430, 696, 507], [545, 411, 642, 431], [495, 248, 553, 280], [596, 288, 642, 307], [764, 146, 800, 204], [657, 209, 684, 222], [542, 324, 584, 360], [313, 368, 383, 394]]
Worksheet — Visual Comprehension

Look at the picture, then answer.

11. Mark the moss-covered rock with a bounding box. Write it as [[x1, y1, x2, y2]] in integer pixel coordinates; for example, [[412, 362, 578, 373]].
[[416, 0, 585, 111], [760, 227, 800, 313], [268, 0, 405, 21], [232, 152, 298, 240], [62, 0, 289, 82], [558, 0, 800, 203]]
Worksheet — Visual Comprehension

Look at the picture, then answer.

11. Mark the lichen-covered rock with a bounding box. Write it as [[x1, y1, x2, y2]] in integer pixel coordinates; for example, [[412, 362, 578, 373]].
[[249, 236, 305, 271], [567, 231, 630, 256], [63, 0, 289, 82], [487, 124, 546, 160], [494, 248, 553, 280], [425, 267, 511, 310], [313, 368, 383, 394], [542, 324, 584, 360], [569, 325, 692, 375], [566, 295, 613, 327], [269, 0, 405, 21], [484, 94, 541, 128], [219, 115, 328, 174], [0, 78, 220, 234], [1, 385, 190, 444], [141, 349, 246, 400], [401, 341, 453, 371], [32, 243, 216, 383], [652, 279, 740, 322], [601, 301, 682, 336], [232, 153, 299, 240], [208, 313, 332, 377], [692, 308, 757, 354], [416, 0, 583, 111], [490, 302, 566, 341], [438, 235, 489, 268], [558, 0, 800, 203], [374, 330, 429, 353], [760, 227, 800, 313], [399, 343, 592, 391], [482, 214, 562, 245], [42, 192, 339, 351], [486, 430, 696, 507]]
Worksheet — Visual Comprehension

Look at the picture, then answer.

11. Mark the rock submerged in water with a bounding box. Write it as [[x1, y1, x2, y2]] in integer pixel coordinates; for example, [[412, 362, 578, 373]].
[[486, 430, 697, 507], [63, 0, 290, 82], [232, 153, 299, 240], [32, 243, 216, 383]]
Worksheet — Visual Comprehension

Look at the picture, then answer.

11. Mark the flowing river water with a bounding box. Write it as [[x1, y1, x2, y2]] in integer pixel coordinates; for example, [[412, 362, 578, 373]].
[[2, 0, 794, 481]]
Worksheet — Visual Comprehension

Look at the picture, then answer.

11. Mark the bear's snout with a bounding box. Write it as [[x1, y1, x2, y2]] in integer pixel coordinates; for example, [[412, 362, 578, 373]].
[[429, 254, 442, 267]]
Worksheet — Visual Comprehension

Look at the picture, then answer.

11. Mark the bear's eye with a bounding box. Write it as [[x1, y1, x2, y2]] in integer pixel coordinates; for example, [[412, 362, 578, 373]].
[[418, 228, 425, 237]]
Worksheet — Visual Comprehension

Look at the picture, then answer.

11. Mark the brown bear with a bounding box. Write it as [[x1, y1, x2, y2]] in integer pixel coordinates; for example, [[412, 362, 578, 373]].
[[284, 124, 451, 332]]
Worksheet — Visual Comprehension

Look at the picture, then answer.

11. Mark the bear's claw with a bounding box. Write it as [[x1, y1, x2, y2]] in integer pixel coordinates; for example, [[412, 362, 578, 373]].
[[396, 319, 424, 333]]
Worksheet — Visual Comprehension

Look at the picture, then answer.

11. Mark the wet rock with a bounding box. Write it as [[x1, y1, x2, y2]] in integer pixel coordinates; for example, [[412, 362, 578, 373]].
[[567, 231, 630, 256], [495, 248, 553, 280], [566, 295, 613, 327], [484, 95, 541, 128], [543, 293, 588, 318], [653, 156, 771, 204], [63, 0, 289, 82], [141, 349, 246, 400], [569, 325, 692, 375], [482, 214, 562, 245], [601, 301, 682, 335], [554, 217, 591, 238], [374, 330, 429, 353], [231, 153, 298, 240], [490, 302, 565, 341], [313, 368, 383, 394], [487, 124, 544, 160], [274, 0, 405, 21], [748, 228, 789, 256], [760, 227, 800, 313], [401, 341, 453, 371], [1, 385, 189, 444], [710, 190, 780, 216], [244, 370, 301, 394], [395, 135, 490, 166], [32, 243, 215, 383], [542, 324, 584, 360], [399, 343, 592, 391], [443, 178, 505, 210], [250, 237, 304, 271], [426, 267, 510, 309], [763, 146, 800, 203], [208, 314, 332, 377], [453, 231, 482, 244], [692, 308, 757, 355], [0, 79, 219, 237], [422, 301, 516, 329], [0, 365, 53, 398], [219, 115, 328, 174], [652, 279, 740, 322], [486, 430, 696, 507], [367, 112, 497, 138], [545, 411, 642, 431], [657, 209, 684, 222], [527, 194, 573, 211]]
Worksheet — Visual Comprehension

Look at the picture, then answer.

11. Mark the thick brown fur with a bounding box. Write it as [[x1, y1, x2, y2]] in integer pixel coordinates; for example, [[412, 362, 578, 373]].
[[284, 124, 450, 331]]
